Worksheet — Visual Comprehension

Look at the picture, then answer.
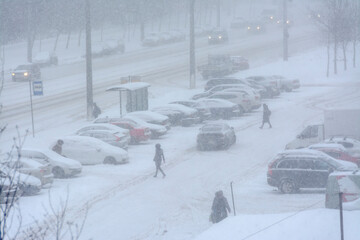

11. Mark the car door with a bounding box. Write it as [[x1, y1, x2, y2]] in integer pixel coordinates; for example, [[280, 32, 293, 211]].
[[310, 159, 332, 188], [62, 140, 96, 165], [296, 159, 314, 188]]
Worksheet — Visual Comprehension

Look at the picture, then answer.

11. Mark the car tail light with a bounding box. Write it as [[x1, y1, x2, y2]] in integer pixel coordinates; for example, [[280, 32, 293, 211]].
[[267, 160, 276, 175], [115, 135, 121, 142], [342, 193, 360, 202]]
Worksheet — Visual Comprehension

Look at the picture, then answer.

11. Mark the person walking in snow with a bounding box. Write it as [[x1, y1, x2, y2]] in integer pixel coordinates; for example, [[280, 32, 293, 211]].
[[153, 143, 166, 178], [92, 102, 101, 119], [260, 103, 272, 129], [52, 139, 64, 155], [210, 190, 231, 223]]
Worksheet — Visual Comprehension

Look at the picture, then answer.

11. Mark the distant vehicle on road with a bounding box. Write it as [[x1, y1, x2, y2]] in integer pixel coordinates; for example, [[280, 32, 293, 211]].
[[198, 55, 233, 80], [246, 21, 266, 34], [208, 28, 228, 44], [11, 63, 41, 82]]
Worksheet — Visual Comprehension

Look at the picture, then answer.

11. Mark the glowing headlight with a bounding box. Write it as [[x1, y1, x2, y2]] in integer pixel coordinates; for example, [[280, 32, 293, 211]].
[[317, 14, 321, 18], [24, 72, 28, 77], [277, 20, 280, 24], [270, 16, 273, 20], [218, 36, 222, 39], [247, 26, 251, 30], [208, 36, 212, 39], [286, 20, 290, 24], [257, 26, 260, 30], [12, 73, 15, 76]]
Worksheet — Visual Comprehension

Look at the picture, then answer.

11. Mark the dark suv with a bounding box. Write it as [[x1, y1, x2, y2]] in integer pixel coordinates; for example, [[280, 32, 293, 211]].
[[12, 64, 41, 82], [197, 123, 236, 150], [267, 150, 357, 193]]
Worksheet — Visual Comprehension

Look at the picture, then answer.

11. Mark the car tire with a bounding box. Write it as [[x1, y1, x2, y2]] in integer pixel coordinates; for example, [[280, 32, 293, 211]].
[[279, 179, 297, 194], [52, 166, 65, 178], [104, 156, 116, 165]]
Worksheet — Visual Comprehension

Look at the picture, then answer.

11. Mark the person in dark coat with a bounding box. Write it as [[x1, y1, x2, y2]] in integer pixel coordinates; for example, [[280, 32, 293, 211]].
[[52, 139, 64, 155], [92, 102, 101, 119], [260, 103, 272, 129], [210, 190, 231, 223], [153, 143, 166, 178]]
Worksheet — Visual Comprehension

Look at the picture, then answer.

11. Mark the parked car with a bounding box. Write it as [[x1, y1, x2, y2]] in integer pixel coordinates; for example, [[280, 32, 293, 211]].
[[125, 111, 171, 130], [0, 166, 41, 196], [89, 40, 125, 58], [245, 76, 280, 97], [196, 98, 241, 119], [269, 75, 300, 92], [206, 91, 252, 114], [11, 63, 41, 82], [208, 28, 228, 44], [193, 83, 256, 100], [21, 148, 82, 178], [0, 178, 22, 204], [76, 123, 131, 141], [50, 136, 129, 165], [308, 143, 360, 166], [93, 117, 151, 144], [1, 156, 53, 186], [267, 149, 358, 193], [197, 123, 236, 150], [152, 104, 200, 126], [33, 51, 58, 67], [325, 170, 360, 210], [325, 137, 360, 159], [122, 115, 167, 139], [169, 100, 212, 121], [79, 129, 129, 149], [220, 88, 262, 110]]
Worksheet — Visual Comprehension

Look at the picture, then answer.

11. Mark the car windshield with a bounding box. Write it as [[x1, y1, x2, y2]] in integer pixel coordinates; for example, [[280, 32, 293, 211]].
[[15, 65, 31, 70], [202, 125, 223, 132]]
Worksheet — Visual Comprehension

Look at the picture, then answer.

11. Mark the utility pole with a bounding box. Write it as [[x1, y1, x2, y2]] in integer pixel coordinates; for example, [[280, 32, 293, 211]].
[[339, 192, 344, 240], [27, 0, 33, 63], [85, 0, 93, 120], [189, 0, 196, 89], [216, 0, 221, 27], [283, 0, 288, 61]]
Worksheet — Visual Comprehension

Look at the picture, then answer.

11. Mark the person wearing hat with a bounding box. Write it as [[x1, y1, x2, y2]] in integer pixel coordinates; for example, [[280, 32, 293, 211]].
[[153, 143, 166, 178], [52, 139, 64, 155], [210, 190, 231, 223]]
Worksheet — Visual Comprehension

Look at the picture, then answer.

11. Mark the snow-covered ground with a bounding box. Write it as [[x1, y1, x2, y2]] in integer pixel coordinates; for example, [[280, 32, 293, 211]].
[[1, 5, 360, 240]]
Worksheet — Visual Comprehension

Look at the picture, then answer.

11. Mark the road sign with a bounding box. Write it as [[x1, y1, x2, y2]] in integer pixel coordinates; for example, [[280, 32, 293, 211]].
[[33, 81, 43, 96]]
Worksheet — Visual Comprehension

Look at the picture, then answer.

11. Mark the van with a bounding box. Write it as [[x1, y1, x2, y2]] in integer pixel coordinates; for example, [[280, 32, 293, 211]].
[[325, 170, 360, 210]]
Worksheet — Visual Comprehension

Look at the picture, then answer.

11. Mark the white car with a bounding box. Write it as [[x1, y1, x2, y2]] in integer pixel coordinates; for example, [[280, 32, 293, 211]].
[[0, 166, 42, 196], [52, 136, 129, 165], [325, 137, 360, 158], [122, 115, 167, 139], [76, 123, 130, 140], [125, 111, 171, 130], [78, 129, 129, 149], [152, 104, 200, 126], [207, 91, 252, 113], [21, 148, 82, 178], [221, 88, 262, 110]]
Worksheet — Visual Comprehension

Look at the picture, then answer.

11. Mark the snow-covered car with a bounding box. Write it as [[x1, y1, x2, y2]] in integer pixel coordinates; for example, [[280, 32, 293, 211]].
[[230, 56, 249, 71], [220, 88, 262, 110], [33, 51, 58, 67], [51, 136, 129, 165], [203, 77, 251, 91], [78, 129, 129, 149], [122, 115, 167, 139], [1, 156, 53, 186], [142, 32, 161, 46], [152, 104, 200, 127], [93, 117, 151, 144], [197, 123, 236, 151], [21, 148, 82, 178], [245, 76, 280, 98], [125, 111, 171, 130], [325, 171, 360, 210], [267, 149, 358, 193], [324, 137, 360, 159], [0, 166, 42, 196], [308, 143, 360, 166], [269, 75, 300, 92], [196, 98, 241, 119], [76, 123, 130, 139], [169, 100, 212, 121], [0, 178, 21, 204], [11, 63, 41, 82], [206, 91, 252, 114]]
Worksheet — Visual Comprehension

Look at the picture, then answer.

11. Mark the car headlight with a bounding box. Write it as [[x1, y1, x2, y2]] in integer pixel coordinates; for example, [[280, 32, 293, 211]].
[[218, 35, 222, 39], [208, 36, 212, 39], [12, 73, 15, 76], [247, 26, 251, 30], [257, 26, 260, 30], [24, 72, 28, 77]]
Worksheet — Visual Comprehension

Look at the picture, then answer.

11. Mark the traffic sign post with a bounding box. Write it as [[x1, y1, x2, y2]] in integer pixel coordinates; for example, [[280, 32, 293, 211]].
[[32, 81, 43, 96], [29, 80, 43, 137]]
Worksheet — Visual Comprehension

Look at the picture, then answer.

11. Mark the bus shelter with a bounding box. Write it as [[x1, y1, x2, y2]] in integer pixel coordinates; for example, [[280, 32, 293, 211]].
[[106, 82, 150, 116]]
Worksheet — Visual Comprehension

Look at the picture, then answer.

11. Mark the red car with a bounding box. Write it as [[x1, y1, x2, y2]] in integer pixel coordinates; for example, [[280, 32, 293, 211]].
[[93, 117, 151, 144], [309, 145, 360, 167]]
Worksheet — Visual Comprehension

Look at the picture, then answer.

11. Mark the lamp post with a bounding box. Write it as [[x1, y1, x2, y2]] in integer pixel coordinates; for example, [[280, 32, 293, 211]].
[[85, 0, 94, 120]]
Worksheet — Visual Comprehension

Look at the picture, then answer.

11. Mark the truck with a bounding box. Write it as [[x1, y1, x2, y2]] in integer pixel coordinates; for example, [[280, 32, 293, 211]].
[[285, 109, 360, 149], [198, 54, 233, 80]]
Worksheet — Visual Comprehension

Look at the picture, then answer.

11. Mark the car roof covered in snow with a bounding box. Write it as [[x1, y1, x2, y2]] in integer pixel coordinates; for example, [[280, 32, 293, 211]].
[[106, 82, 150, 91], [308, 143, 347, 151], [126, 111, 168, 121]]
